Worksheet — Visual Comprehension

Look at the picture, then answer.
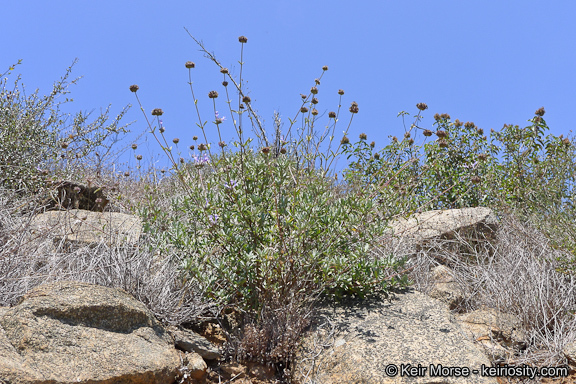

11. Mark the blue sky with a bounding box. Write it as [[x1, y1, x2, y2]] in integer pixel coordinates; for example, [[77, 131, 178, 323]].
[[3, 1, 576, 177]]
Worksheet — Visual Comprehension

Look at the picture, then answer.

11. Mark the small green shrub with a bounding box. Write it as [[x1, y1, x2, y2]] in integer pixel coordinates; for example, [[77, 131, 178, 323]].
[[0, 59, 132, 196], [131, 34, 410, 376]]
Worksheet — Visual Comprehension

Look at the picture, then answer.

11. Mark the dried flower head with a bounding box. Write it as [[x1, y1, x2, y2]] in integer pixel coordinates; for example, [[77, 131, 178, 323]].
[[152, 108, 164, 116], [193, 135, 198, 141], [180, 157, 185, 164], [136, 154, 143, 161], [434, 113, 441, 121], [476, 128, 484, 135], [338, 89, 345, 95], [129, 84, 139, 93], [359, 133, 367, 140], [423, 129, 433, 137], [436, 130, 448, 138], [322, 65, 328, 71], [185, 61, 195, 68], [222, 81, 228, 87], [261, 146, 270, 154], [464, 121, 475, 129], [189, 145, 195, 150], [454, 119, 463, 128], [159, 127, 165, 134], [208, 91, 219, 99], [238, 36, 248, 43], [280, 148, 287, 154], [374, 153, 380, 160], [404, 132, 411, 139], [311, 97, 319, 105], [478, 153, 488, 161], [328, 111, 336, 118], [392, 136, 398, 142], [219, 141, 226, 148], [173, 138, 180, 144], [408, 139, 414, 145], [131, 144, 138, 150], [341, 136, 350, 145], [61, 142, 69, 149], [300, 106, 309, 113], [370, 141, 375, 148], [349, 101, 359, 114], [311, 86, 318, 95], [311, 109, 319, 116], [416, 103, 428, 111], [471, 176, 482, 184], [198, 143, 207, 151], [220, 68, 229, 74], [535, 107, 546, 116], [124, 171, 130, 177], [242, 95, 251, 103], [563, 138, 571, 146], [314, 78, 321, 85], [439, 139, 448, 148], [440, 113, 451, 120]]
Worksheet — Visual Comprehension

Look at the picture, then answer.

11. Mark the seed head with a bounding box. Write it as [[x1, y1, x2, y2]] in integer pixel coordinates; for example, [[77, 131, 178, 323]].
[[220, 68, 229, 74], [315, 78, 320, 85], [198, 143, 207, 151], [311, 87, 318, 95], [349, 101, 359, 114], [129, 84, 139, 93], [441, 113, 451, 120], [454, 119, 463, 128], [408, 139, 414, 146], [238, 36, 248, 43], [208, 91, 219, 99], [300, 106, 309, 113], [392, 136, 398, 142], [370, 141, 375, 148], [180, 157, 185, 164], [476, 128, 484, 135], [423, 130, 433, 137], [189, 145, 195, 150], [322, 65, 328, 71], [374, 153, 380, 160], [152, 108, 164, 116], [439, 139, 448, 148], [242, 95, 251, 103], [61, 142, 69, 149], [535, 107, 546, 116], [338, 89, 345, 95], [311, 109, 319, 116], [124, 171, 130, 177], [563, 138, 571, 146], [471, 176, 482, 184], [239, 104, 245, 109], [173, 138, 180, 144], [341, 136, 350, 145], [478, 153, 488, 161], [185, 61, 195, 68], [136, 154, 143, 161], [329, 111, 336, 118], [131, 144, 137, 150], [159, 127, 165, 134], [222, 81, 228, 87], [436, 130, 448, 138], [359, 133, 367, 140], [261, 146, 270, 154], [416, 103, 428, 111], [464, 121, 475, 129], [193, 135, 198, 141], [219, 141, 226, 148], [434, 113, 441, 121], [280, 148, 287, 154], [404, 132, 411, 139]]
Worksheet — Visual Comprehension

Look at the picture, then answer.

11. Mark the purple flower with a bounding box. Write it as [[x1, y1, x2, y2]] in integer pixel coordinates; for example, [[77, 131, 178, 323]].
[[209, 214, 219, 224], [215, 111, 226, 125], [193, 154, 210, 167], [224, 179, 238, 190]]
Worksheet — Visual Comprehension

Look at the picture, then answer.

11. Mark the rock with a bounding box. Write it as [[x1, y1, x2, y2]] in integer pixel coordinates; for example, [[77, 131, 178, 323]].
[[168, 325, 221, 360], [456, 308, 527, 363], [379, 207, 499, 261], [180, 351, 208, 381], [294, 289, 497, 384], [0, 281, 181, 383], [28, 209, 142, 248], [428, 265, 467, 310]]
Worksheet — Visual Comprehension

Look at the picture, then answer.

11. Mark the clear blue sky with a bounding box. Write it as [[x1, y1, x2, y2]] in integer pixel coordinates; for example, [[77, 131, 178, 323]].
[[3, 1, 576, 177]]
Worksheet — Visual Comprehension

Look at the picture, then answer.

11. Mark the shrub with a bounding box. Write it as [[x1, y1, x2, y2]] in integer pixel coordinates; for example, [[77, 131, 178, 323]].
[[0, 59, 132, 196], [131, 34, 410, 377]]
